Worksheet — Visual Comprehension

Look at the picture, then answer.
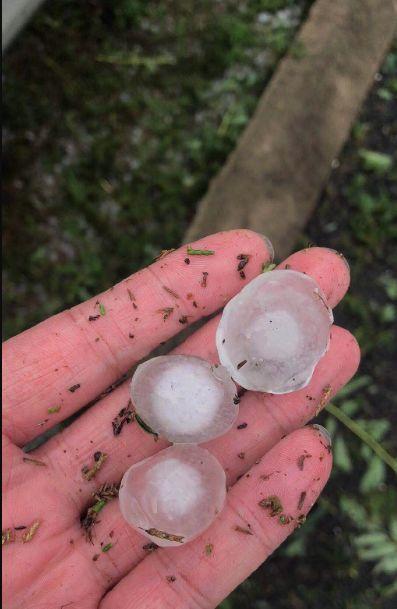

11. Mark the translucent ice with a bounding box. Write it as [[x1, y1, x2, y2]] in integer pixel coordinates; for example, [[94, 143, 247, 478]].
[[131, 355, 238, 443], [119, 444, 226, 547], [216, 269, 333, 393]]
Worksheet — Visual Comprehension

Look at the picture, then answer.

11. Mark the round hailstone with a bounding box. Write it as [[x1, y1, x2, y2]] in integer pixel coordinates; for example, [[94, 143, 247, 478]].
[[119, 444, 226, 547], [131, 355, 238, 443], [216, 269, 333, 394]]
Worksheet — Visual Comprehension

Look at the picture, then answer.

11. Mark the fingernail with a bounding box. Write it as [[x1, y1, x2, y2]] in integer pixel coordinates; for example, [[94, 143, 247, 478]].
[[255, 233, 274, 261], [325, 248, 350, 273], [311, 424, 332, 447]]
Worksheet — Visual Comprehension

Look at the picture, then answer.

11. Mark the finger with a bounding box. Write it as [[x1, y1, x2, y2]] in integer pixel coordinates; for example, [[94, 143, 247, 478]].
[[58, 323, 356, 587], [3, 229, 273, 445], [42, 321, 357, 512], [36, 245, 352, 495], [3, 323, 357, 600], [278, 246, 350, 308], [99, 426, 332, 609], [36, 247, 352, 591]]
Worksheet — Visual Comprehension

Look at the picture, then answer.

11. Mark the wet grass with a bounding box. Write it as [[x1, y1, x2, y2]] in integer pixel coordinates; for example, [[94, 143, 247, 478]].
[[3, 0, 310, 337]]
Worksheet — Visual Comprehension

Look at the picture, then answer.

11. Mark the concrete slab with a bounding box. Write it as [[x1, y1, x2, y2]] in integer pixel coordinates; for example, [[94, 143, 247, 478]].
[[184, 0, 397, 259]]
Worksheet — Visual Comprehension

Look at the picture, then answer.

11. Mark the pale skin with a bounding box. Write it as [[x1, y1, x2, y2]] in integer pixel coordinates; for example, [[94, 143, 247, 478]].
[[2, 230, 360, 609]]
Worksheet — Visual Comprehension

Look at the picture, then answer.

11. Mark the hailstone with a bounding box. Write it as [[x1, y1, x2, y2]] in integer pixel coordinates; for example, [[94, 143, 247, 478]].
[[119, 444, 226, 547], [131, 355, 238, 443], [216, 269, 333, 394]]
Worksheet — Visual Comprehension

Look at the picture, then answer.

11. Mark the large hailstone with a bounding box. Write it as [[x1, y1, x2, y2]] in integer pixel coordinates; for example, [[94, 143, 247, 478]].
[[119, 444, 226, 547], [131, 355, 238, 443], [216, 269, 333, 394]]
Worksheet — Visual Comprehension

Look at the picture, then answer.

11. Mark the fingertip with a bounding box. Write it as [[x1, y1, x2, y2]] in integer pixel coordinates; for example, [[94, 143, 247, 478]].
[[280, 425, 333, 477], [310, 424, 332, 450], [178, 229, 274, 291], [323, 247, 350, 274], [219, 228, 274, 261], [279, 246, 350, 307], [248, 230, 275, 261], [330, 325, 361, 377], [316, 247, 351, 305], [308, 424, 333, 471]]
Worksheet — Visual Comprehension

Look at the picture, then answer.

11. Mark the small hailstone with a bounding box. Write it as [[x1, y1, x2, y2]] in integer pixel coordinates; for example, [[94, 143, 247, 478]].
[[119, 444, 226, 547], [216, 269, 333, 394], [131, 355, 238, 443]]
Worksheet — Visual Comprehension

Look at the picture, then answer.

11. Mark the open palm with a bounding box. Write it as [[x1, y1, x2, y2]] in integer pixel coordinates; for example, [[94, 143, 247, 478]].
[[3, 230, 360, 609]]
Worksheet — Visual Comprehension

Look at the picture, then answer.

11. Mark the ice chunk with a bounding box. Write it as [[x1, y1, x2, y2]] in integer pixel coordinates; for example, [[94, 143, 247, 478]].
[[119, 444, 226, 547], [131, 355, 238, 443], [216, 270, 333, 393]]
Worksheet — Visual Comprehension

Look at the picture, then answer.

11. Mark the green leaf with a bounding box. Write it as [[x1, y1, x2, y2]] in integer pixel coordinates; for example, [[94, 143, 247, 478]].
[[262, 262, 276, 273], [186, 246, 215, 256], [359, 149, 393, 173], [91, 499, 106, 514], [326, 405, 397, 474], [135, 413, 159, 438], [352, 122, 369, 141], [360, 444, 372, 461], [355, 532, 388, 546], [335, 376, 372, 399], [360, 457, 386, 493], [357, 419, 390, 441], [379, 275, 397, 300], [373, 553, 397, 574], [358, 541, 396, 561], [377, 87, 393, 101], [390, 77, 397, 93], [324, 415, 337, 436], [389, 518, 397, 542], [339, 496, 368, 528], [284, 536, 306, 557], [380, 303, 396, 323], [48, 405, 61, 414], [340, 399, 361, 417], [334, 435, 353, 473]]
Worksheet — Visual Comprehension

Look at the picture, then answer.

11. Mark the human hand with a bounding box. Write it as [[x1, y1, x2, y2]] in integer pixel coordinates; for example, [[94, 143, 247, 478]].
[[2, 230, 360, 609]]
